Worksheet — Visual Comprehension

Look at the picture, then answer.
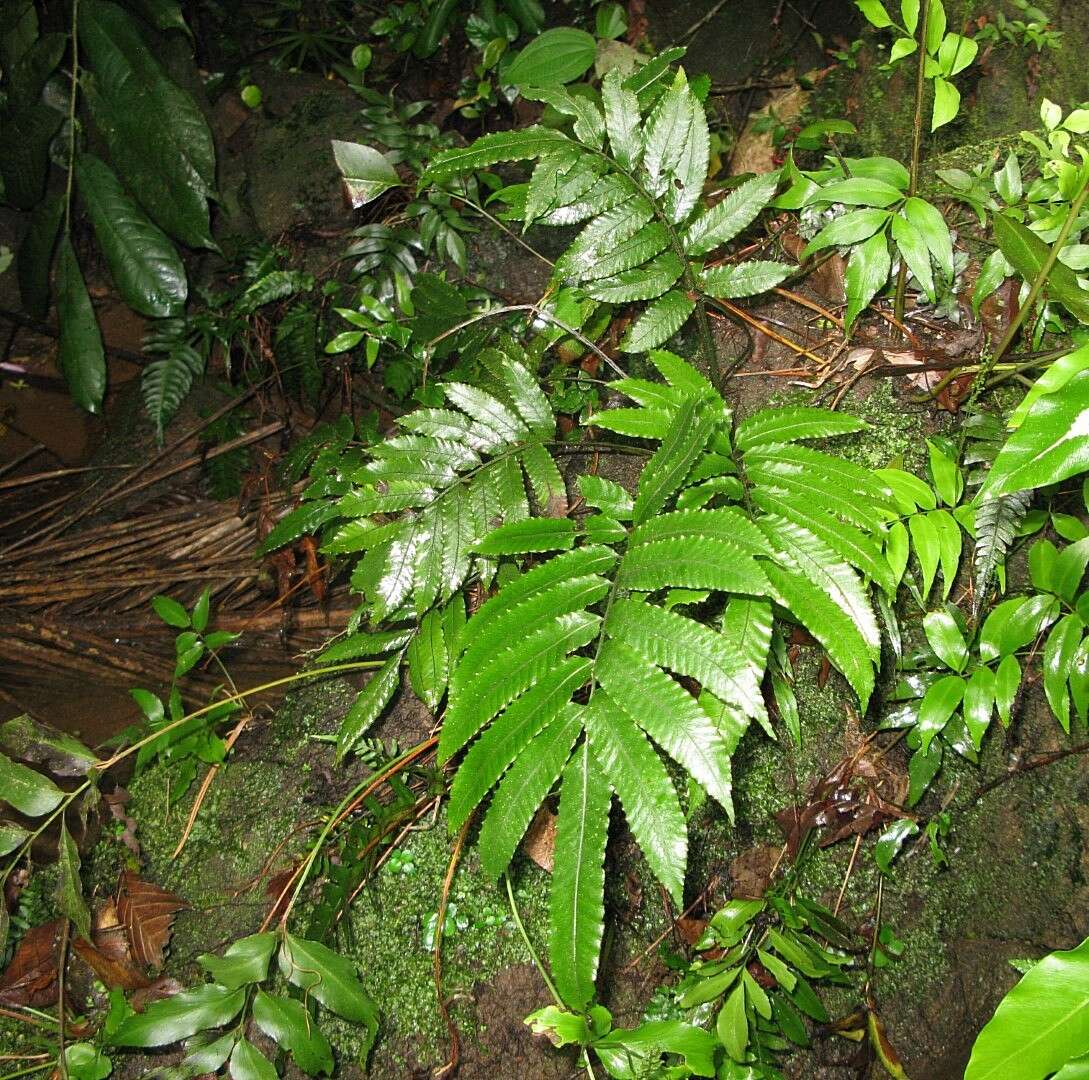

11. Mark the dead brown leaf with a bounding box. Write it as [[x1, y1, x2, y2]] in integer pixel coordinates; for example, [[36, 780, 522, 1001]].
[[116, 872, 188, 970], [523, 806, 556, 873], [0, 920, 61, 1007]]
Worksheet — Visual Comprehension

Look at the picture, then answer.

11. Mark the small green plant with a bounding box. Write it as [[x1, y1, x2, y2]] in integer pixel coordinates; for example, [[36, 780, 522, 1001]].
[[974, 0, 1062, 53], [855, 0, 979, 132]]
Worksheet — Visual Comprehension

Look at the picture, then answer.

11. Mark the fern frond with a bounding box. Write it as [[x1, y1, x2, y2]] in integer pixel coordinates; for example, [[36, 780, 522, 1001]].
[[422, 127, 570, 182], [142, 336, 204, 443], [596, 639, 735, 815], [684, 172, 781, 256], [477, 705, 583, 881], [601, 69, 642, 170], [447, 656, 592, 829], [585, 693, 686, 903], [617, 536, 769, 594], [973, 491, 1031, 615], [701, 260, 792, 299], [735, 407, 867, 450], [620, 291, 697, 353], [762, 562, 875, 709], [550, 740, 610, 1012], [584, 251, 686, 303]]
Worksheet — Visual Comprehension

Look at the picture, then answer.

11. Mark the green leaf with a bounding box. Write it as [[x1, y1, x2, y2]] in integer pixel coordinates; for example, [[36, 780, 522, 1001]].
[[931, 76, 960, 131], [475, 518, 576, 555], [927, 0, 948, 53], [549, 741, 611, 1011], [993, 213, 1089, 325], [892, 212, 936, 302], [229, 1038, 278, 1080], [57, 820, 91, 942], [642, 70, 693, 198], [478, 705, 582, 880], [983, 369, 1089, 498], [903, 197, 955, 278], [198, 934, 277, 991], [923, 610, 969, 672], [0, 823, 30, 858], [909, 512, 940, 600], [995, 654, 1021, 726], [980, 594, 1059, 662], [762, 563, 875, 709], [966, 935, 1089, 1080], [585, 694, 686, 903], [407, 609, 448, 712], [717, 981, 749, 1061], [0, 753, 64, 817], [601, 69, 642, 170], [937, 32, 977, 76], [737, 406, 867, 449], [634, 394, 718, 524], [579, 475, 634, 519], [809, 177, 905, 207], [279, 934, 379, 1030], [336, 654, 402, 761], [596, 639, 735, 816], [331, 141, 400, 208], [801, 208, 890, 257], [80, 1, 215, 247], [606, 598, 765, 718], [595, 1021, 718, 1078], [890, 36, 918, 61], [152, 594, 190, 628], [856, 0, 892, 27], [0, 103, 62, 209], [619, 536, 769, 595], [701, 260, 792, 298], [64, 1044, 111, 1080], [917, 674, 965, 753], [447, 657, 591, 829], [874, 818, 920, 874], [142, 339, 206, 443], [75, 153, 188, 318], [620, 290, 696, 352], [844, 230, 892, 330], [110, 984, 246, 1046], [584, 250, 685, 303], [685, 171, 781, 256], [505, 28, 596, 87], [424, 126, 568, 182], [1045, 614, 1084, 731], [252, 992, 334, 1077], [56, 237, 107, 413], [16, 193, 63, 318]]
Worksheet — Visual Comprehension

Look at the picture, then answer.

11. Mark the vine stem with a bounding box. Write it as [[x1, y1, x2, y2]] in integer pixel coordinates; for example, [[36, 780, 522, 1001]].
[[504, 874, 562, 1007], [63, 0, 81, 236], [893, 0, 930, 324], [991, 177, 1089, 364]]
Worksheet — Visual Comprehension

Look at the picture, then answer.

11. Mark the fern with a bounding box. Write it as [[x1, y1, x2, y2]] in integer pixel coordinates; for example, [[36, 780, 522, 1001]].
[[142, 317, 207, 443], [422, 60, 790, 380], [274, 344, 899, 1010], [973, 491, 1031, 616], [436, 351, 891, 1010]]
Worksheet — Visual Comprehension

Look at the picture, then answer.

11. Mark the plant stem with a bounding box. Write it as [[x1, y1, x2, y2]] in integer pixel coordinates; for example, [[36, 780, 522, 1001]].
[[894, 0, 930, 324], [504, 874, 563, 1007], [63, 0, 81, 236], [991, 177, 1089, 364]]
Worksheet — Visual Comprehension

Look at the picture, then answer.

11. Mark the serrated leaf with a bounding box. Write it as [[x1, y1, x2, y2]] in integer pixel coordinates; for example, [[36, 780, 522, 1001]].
[[602, 68, 642, 170], [424, 126, 569, 182], [448, 657, 591, 829], [475, 517, 576, 555], [618, 536, 769, 595], [586, 694, 686, 902], [596, 639, 735, 816], [606, 598, 764, 717], [664, 86, 709, 223], [336, 654, 402, 761], [478, 705, 582, 880], [584, 250, 686, 303], [620, 290, 696, 353], [549, 741, 611, 1011], [634, 394, 719, 524], [701, 260, 792, 298], [407, 609, 447, 711], [555, 198, 655, 280], [762, 563, 875, 708], [685, 172, 781, 256], [737, 407, 867, 449], [142, 340, 205, 443]]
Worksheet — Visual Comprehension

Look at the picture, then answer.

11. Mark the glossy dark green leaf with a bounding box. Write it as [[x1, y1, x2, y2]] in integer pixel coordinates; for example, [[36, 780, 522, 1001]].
[[75, 153, 187, 317], [229, 1038, 278, 1080], [198, 933, 277, 990], [923, 610, 969, 672], [844, 230, 892, 329], [110, 983, 246, 1046], [993, 212, 1089, 324], [716, 981, 748, 1061], [16, 192, 63, 319], [0, 751, 63, 817], [56, 237, 107, 413], [253, 991, 334, 1076], [916, 674, 965, 754], [278, 934, 379, 1030], [336, 654, 402, 761], [0, 102, 62, 209]]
